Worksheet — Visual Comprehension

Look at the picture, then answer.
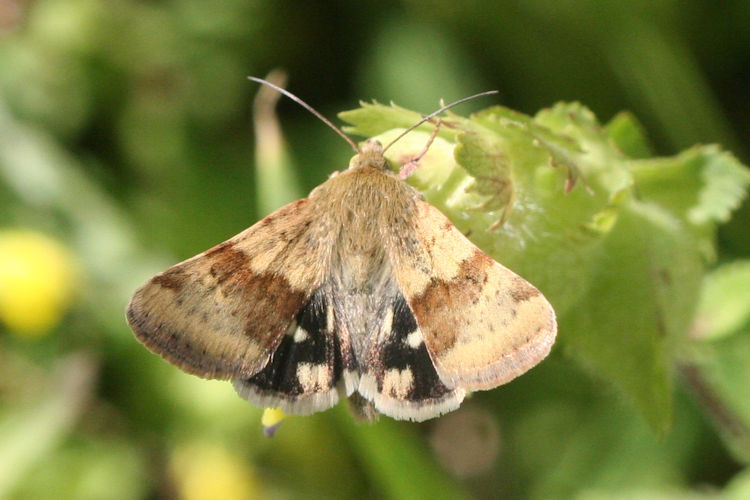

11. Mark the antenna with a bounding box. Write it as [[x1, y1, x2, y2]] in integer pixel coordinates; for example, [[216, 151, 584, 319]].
[[382, 90, 498, 153], [248, 76, 361, 154], [248, 76, 498, 155]]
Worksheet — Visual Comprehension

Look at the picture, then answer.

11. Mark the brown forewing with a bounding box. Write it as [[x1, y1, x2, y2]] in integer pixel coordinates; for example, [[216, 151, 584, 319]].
[[126, 198, 333, 380], [389, 200, 557, 391]]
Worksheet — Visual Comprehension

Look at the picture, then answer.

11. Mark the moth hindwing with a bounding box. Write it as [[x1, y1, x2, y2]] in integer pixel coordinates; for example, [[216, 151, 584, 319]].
[[126, 93, 557, 422]]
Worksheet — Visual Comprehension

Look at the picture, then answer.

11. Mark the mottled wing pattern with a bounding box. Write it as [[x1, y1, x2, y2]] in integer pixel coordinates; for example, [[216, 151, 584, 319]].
[[389, 200, 557, 391], [126, 199, 334, 381], [358, 294, 465, 421]]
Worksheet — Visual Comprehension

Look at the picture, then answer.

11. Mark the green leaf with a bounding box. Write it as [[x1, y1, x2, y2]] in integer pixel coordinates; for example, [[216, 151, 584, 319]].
[[338, 102, 425, 140], [454, 127, 514, 219], [562, 201, 703, 433], [605, 111, 653, 159], [630, 146, 750, 259]]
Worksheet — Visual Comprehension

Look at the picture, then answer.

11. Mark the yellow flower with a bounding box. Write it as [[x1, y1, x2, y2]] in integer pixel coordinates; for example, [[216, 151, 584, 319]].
[[0, 229, 76, 336], [170, 442, 259, 500], [261, 407, 287, 437]]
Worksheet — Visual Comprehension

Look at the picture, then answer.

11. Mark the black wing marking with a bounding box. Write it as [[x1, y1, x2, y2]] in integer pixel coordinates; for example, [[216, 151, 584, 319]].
[[357, 294, 465, 421], [233, 290, 350, 414]]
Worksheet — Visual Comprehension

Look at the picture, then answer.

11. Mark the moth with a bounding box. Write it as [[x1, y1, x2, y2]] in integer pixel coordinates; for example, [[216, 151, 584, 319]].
[[126, 78, 557, 422]]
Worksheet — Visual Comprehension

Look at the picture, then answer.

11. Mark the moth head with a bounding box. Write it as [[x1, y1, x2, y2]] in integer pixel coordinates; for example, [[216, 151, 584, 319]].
[[349, 139, 388, 171]]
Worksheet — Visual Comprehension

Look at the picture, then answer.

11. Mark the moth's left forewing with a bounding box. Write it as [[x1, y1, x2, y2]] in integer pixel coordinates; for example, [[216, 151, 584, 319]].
[[390, 200, 557, 391], [127, 198, 331, 381]]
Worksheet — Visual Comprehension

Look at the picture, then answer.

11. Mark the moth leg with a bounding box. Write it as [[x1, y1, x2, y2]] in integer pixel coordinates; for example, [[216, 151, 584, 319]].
[[398, 119, 443, 180]]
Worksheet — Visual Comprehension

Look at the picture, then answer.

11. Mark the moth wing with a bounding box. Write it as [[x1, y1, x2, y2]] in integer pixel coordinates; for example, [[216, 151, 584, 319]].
[[389, 200, 557, 391], [233, 289, 349, 415], [127, 198, 333, 380], [357, 294, 466, 422]]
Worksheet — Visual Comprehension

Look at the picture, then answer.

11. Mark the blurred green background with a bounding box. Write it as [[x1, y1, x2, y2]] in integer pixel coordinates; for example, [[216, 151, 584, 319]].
[[1, 1, 750, 499]]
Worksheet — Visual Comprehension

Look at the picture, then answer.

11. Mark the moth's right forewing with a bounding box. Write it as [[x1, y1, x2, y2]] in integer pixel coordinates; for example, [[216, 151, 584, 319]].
[[126, 198, 332, 380], [389, 200, 557, 391]]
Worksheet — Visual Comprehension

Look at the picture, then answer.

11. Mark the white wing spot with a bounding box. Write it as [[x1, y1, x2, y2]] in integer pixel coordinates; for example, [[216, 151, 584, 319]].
[[405, 330, 423, 349], [326, 304, 334, 332], [285, 321, 298, 336], [293, 326, 309, 343], [378, 307, 394, 343], [296, 363, 331, 393], [382, 368, 414, 399]]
